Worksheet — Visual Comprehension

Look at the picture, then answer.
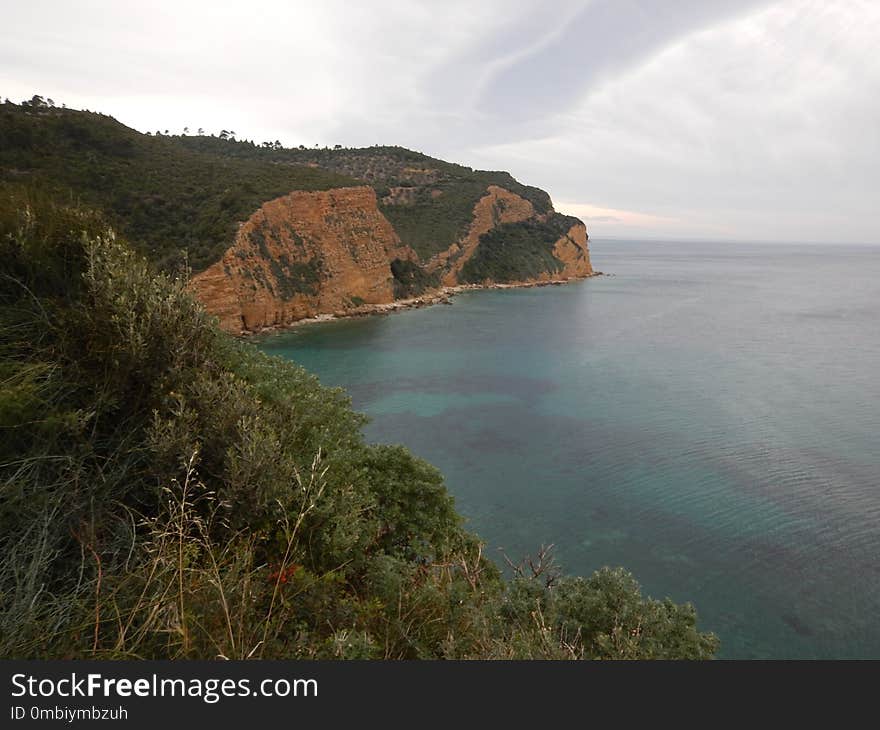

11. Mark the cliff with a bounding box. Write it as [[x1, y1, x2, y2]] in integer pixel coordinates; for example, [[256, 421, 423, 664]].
[[427, 185, 592, 287], [190, 182, 592, 334], [189, 183, 592, 334], [189, 186, 416, 332], [0, 103, 593, 334], [428, 184, 536, 286], [551, 221, 593, 279]]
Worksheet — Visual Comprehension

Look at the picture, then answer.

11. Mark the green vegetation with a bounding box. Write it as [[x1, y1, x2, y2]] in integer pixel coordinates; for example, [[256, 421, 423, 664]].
[[1, 102, 560, 274], [0, 101, 358, 271], [263, 145, 554, 261], [460, 213, 582, 284], [145, 133, 559, 266], [381, 180, 489, 261], [269, 254, 324, 299], [0, 187, 718, 659], [177, 139, 553, 216], [249, 224, 324, 299], [390, 257, 441, 298]]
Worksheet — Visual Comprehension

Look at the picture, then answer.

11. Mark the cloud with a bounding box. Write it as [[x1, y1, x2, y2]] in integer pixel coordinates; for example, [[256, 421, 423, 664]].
[[2, 0, 878, 242], [555, 202, 681, 236], [468, 0, 772, 137], [465, 0, 880, 243]]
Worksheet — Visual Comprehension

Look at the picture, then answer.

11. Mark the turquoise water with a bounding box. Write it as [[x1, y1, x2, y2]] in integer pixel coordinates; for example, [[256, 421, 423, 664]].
[[256, 240, 880, 658]]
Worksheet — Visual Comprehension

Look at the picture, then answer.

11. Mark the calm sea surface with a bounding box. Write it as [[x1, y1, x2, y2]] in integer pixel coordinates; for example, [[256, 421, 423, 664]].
[[256, 240, 880, 658]]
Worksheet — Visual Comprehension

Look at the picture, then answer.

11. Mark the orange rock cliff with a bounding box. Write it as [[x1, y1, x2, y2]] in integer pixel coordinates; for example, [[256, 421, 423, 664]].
[[190, 184, 592, 334]]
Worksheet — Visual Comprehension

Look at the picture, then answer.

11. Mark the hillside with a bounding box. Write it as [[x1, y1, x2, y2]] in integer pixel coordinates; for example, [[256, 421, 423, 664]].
[[0, 98, 359, 271], [0, 99, 593, 333], [177, 139, 558, 261]]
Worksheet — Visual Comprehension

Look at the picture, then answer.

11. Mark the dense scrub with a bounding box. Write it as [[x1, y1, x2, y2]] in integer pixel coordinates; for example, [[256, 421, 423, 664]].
[[271, 145, 555, 261], [0, 188, 717, 660], [390, 258, 440, 299], [178, 140, 553, 219], [460, 213, 583, 284]]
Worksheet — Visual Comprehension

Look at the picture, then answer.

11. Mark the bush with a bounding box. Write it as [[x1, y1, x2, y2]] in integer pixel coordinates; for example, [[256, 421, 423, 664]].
[[390, 257, 440, 298], [459, 213, 582, 284]]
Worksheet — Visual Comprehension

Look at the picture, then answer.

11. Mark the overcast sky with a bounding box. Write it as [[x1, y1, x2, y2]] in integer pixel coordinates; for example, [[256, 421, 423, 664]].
[[3, 0, 879, 242]]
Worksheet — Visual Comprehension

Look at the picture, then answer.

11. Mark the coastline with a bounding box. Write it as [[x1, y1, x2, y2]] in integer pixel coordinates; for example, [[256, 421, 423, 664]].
[[244, 272, 604, 336]]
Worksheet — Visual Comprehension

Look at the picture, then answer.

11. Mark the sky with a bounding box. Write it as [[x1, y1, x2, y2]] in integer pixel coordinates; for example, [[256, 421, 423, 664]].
[[3, 0, 879, 243]]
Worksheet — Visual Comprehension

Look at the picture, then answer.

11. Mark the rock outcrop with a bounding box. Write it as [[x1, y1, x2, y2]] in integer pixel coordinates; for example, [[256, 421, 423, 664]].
[[551, 222, 593, 279], [190, 182, 593, 334], [428, 186, 592, 286], [189, 186, 416, 333], [428, 185, 536, 286]]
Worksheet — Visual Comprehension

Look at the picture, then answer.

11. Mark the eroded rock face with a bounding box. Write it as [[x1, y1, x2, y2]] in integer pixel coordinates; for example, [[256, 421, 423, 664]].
[[190, 183, 593, 333], [428, 185, 536, 286], [552, 223, 593, 279], [189, 186, 415, 333], [426, 186, 592, 285]]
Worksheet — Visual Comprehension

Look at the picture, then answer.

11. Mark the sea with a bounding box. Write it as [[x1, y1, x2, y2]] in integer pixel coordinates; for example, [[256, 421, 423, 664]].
[[256, 239, 880, 658]]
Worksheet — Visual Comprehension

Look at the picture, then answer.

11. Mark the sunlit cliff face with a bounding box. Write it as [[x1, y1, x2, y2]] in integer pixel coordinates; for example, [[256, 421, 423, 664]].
[[190, 184, 591, 334]]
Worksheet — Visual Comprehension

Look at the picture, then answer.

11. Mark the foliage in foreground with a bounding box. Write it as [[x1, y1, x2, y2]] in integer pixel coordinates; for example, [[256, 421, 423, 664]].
[[0, 188, 719, 659]]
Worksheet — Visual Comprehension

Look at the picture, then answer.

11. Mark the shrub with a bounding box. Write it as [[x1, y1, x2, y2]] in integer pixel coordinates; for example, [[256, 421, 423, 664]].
[[390, 257, 440, 298], [459, 213, 581, 284]]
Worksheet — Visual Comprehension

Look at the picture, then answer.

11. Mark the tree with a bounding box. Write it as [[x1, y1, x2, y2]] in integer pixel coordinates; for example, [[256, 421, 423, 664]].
[[198, 127, 204, 135], [23, 95, 46, 109], [183, 127, 189, 135]]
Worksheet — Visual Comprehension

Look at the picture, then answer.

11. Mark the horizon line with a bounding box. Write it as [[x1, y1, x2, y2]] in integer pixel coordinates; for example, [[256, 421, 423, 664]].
[[588, 235, 880, 247]]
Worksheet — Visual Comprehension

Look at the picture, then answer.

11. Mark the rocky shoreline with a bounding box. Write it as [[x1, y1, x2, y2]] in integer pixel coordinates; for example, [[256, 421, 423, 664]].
[[244, 272, 604, 336]]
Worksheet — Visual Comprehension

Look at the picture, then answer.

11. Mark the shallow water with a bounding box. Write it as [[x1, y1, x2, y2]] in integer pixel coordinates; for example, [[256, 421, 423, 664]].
[[256, 240, 880, 658]]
